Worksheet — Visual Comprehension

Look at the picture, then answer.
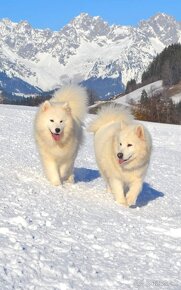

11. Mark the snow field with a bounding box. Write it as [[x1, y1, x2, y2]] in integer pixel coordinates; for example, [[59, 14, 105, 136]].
[[0, 105, 181, 290]]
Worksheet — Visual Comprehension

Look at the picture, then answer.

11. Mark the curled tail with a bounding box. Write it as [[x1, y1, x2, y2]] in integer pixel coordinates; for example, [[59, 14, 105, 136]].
[[53, 85, 88, 121], [89, 104, 134, 133]]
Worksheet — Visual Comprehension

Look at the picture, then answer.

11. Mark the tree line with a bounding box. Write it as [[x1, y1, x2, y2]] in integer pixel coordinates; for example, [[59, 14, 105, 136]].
[[142, 43, 181, 87], [131, 89, 181, 124], [0, 88, 99, 106]]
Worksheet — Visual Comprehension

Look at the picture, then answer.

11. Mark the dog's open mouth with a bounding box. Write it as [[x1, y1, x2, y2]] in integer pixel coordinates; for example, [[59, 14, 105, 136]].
[[50, 131, 63, 141], [118, 155, 132, 165]]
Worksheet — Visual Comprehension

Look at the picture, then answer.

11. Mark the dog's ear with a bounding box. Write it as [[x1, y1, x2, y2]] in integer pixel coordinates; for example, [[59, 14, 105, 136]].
[[42, 101, 51, 112], [63, 102, 71, 114], [135, 125, 145, 140]]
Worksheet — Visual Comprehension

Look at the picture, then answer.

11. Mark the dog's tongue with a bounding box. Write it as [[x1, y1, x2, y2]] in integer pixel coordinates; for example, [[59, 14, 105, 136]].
[[51, 133, 61, 141], [118, 159, 125, 164]]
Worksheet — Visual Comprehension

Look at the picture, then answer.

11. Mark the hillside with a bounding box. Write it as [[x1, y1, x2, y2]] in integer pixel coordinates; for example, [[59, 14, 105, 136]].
[[0, 105, 181, 289], [114, 80, 163, 106], [0, 71, 41, 94], [114, 79, 181, 105], [142, 43, 181, 86]]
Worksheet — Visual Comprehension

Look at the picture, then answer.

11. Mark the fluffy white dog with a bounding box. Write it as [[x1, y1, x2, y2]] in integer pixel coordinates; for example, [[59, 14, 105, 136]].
[[35, 85, 88, 186], [89, 105, 152, 206]]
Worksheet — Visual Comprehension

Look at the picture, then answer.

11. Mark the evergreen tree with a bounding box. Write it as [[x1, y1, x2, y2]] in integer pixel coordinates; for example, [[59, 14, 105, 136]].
[[142, 44, 181, 87], [125, 79, 137, 94], [140, 89, 148, 104]]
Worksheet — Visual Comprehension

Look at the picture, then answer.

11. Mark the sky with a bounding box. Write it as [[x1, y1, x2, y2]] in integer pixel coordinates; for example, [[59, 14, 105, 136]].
[[0, 0, 180, 30]]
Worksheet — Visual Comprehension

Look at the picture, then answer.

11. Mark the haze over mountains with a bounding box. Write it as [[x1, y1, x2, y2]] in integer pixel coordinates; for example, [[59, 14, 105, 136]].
[[0, 13, 181, 98]]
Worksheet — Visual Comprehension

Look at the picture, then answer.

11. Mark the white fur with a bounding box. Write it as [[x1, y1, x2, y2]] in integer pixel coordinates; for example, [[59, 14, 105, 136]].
[[53, 85, 88, 121], [34, 85, 88, 186], [89, 105, 152, 206]]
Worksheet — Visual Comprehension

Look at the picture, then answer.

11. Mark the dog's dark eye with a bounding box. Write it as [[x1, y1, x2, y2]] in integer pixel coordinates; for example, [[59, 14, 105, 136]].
[[127, 144, 133, 147], [120, 143, 122, 146], [60, 120, 63, 123], [50, 119, 54, 122]]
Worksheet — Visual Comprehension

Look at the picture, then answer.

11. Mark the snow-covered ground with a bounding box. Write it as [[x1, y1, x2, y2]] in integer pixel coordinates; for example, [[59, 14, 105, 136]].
[[0, 104, 181, 290], [115, 80, 163, 106], [171, 93, 181, 104]]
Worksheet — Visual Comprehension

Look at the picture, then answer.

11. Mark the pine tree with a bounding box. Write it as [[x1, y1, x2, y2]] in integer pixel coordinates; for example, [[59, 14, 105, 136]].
[[140, 89, 148, 104], [125, 79, 137, 94], [142, 44, 181, 87]]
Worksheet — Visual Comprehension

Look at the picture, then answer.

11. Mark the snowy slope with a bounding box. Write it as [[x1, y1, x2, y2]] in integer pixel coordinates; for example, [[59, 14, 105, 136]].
[[0, 71, 42, 95], [0, 105, 181, 290], [0, 13, 181, 93], [115, 80, 163, 105]]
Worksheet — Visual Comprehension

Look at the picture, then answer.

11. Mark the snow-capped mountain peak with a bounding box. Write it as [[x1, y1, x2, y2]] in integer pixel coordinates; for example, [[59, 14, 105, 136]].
[[139, 13, 179, 45], [0, 13, 180, 97], [68, 13, 111, 41], [1, 17, 15, 26]]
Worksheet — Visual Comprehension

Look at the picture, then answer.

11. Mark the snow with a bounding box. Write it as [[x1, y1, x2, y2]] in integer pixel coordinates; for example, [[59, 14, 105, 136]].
[[150, 37, 165, 53], [115, 80, 163, 105], [0, 104, 181, 289], [171, 93, 181, 104], [1, 13, 180, 92]]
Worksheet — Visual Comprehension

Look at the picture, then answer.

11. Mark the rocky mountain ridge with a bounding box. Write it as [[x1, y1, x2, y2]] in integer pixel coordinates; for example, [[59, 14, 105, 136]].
[[0, 13, 180, 98]]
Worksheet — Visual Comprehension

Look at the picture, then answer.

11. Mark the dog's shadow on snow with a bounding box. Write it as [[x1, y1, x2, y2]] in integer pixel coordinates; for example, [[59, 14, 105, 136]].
[[74, 167, 100, 183], [132, 182, 164, 208], [73, 171, 164, 207]]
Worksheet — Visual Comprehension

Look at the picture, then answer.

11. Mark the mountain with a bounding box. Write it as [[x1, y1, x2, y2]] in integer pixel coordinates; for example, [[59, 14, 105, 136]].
[[0, 13, 181, 98], [0, 71, 42, 95]]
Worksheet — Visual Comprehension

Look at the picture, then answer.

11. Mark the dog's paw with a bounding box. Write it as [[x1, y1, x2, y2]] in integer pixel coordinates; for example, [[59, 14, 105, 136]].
[[107, 185, 111, 193], [49, 178, 61, 186], [115, 196, 128, 206], [65, 175, 75, 184], [126, 194, 137, 207]]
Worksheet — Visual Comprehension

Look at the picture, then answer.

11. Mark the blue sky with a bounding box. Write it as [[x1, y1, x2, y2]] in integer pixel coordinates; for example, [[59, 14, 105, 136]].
[[0, 0, 180, 30]]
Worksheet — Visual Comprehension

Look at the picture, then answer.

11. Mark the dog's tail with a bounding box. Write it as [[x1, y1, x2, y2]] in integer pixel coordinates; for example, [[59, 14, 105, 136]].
[[53, 85, 88, 121], [89, 104, 133, 133]]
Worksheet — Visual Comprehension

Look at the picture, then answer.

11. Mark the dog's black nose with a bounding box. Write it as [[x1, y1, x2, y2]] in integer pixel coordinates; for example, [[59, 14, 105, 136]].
[[55, 128, 60, 133], [117, 152, 123, 159]]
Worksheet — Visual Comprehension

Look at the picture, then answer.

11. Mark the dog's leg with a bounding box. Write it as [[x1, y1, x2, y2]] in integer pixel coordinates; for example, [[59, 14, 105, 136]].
[[107, 184, 111, 193], [98, 169, 110, 192], [126, 179, 142, 206], [59, 162, 74, 184], [42, 156, 61, 186], [109, 178, 127, 206]]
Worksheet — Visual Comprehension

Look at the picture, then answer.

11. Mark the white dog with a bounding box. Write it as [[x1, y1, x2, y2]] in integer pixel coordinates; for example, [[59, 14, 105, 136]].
[[35, 85, 88, 186], [89, 105, 152, 206]]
